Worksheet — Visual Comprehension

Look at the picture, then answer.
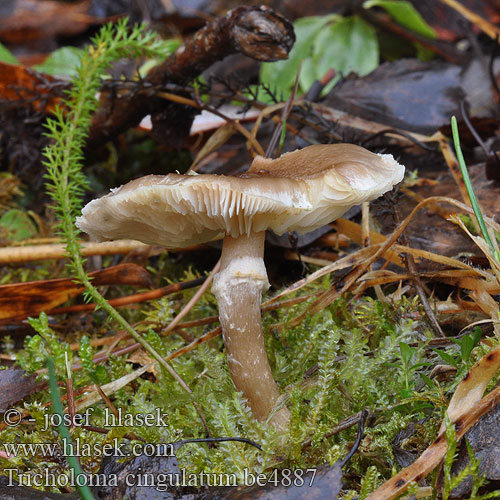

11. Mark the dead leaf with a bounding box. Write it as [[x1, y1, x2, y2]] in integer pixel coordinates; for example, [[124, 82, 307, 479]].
[[0, 61, 64, 112], [0, 368, 44, 411], [0, 0, 92, 43], [325, 59, 463, 134], [0, 263, 152, 324]]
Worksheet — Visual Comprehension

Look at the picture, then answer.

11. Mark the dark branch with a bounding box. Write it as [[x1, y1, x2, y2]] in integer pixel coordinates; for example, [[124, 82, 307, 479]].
[[87, 6, 295, 148]]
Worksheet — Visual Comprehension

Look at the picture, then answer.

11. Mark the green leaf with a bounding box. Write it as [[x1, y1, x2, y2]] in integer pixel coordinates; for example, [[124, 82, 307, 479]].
[[297, 56, 318, 96], [34, 46, 83, 77], [471, 327, 483, 348], [399, 341, 415, 366], [453, 327, 483, 361], [400, 387, 413, 399], [432, 348, 459, 369], [420, 373, 435, 390], [457, 336, 474, 362], [260, 15, 335, 99], [311, 16, 378, 88], [0, 209, 37, 241], [363, 0, 437, 38], [0, 42, 17, 65]]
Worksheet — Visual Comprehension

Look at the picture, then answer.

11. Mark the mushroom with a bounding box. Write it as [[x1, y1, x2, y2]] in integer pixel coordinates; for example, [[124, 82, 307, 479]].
[[76, 144, 405, 429]]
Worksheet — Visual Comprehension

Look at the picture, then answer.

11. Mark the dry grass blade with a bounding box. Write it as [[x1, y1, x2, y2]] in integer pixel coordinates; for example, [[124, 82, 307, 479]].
[[265, 195, 499, 312], [262, 245, 381, 306], [265, 62, 302, 158], [337, 219, 495, 275], [189, 123, 236, 172], [163, 327, 222, 363], [354, 269, 482, 291], [250, 102, 286, 145], [341, 220, 497, 299], [302, 196, 500, 320], [74, 364, 152, 412], [451, 214, 500, 277], [336, 218, 403, 267], [362, 201, 387, 303], [449, 214, 500, 335]]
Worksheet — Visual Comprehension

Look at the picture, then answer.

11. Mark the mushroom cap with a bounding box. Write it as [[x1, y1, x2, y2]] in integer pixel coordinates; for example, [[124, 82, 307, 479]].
[[76, 144, 404, 248]]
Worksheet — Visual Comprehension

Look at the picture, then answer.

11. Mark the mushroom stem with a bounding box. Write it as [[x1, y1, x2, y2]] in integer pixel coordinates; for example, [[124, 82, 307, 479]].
[[211, 232, 290, 429]]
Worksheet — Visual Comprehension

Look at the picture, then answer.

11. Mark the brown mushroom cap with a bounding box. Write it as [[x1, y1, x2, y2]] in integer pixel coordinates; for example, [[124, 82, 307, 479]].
[[76, 144, 404, 247]]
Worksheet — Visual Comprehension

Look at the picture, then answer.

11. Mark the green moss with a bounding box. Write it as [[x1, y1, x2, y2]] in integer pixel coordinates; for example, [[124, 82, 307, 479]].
[[2, 277, 495, 497]]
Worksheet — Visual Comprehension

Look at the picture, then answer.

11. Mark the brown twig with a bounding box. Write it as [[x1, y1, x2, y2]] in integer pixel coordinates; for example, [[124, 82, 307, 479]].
[[48, 276, 206, 315], [393, 194, 445, 337]]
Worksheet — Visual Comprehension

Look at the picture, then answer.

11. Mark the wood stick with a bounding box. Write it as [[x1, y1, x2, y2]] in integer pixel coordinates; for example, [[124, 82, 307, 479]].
[[0, 240, 207, 264]]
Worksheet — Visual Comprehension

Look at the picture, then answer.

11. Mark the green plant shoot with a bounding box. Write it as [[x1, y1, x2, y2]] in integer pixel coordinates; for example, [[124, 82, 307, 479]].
[[451, 116, 500, 263]]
